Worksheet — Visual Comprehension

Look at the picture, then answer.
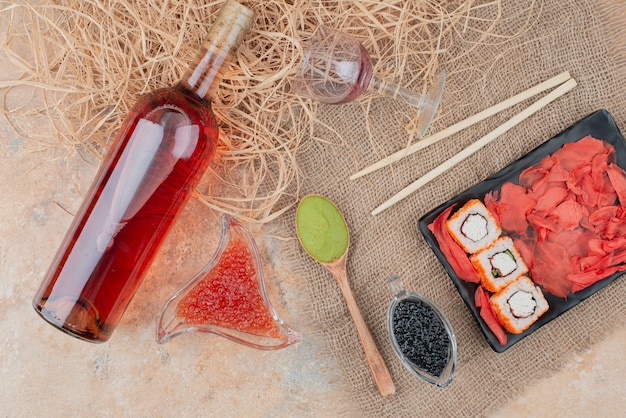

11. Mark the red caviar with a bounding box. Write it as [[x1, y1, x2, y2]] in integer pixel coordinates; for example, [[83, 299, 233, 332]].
[[176, 238, 282, 338]]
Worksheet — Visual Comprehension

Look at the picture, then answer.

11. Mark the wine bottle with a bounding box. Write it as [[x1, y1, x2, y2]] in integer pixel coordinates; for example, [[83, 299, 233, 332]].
[[32, 0, 255, 343]]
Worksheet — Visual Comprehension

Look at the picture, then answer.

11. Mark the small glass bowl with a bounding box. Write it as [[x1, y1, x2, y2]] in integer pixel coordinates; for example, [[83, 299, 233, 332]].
[[386, 275, 457, 387], [155, 214, 302, 350]]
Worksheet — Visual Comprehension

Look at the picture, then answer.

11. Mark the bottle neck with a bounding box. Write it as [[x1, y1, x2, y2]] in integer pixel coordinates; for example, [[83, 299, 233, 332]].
[[180, 0, 254, 102]]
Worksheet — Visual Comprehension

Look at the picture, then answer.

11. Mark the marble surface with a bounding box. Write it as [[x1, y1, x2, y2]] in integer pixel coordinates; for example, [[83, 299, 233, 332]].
[[1, 19, 625, 418], [0, 134, 354, 416]]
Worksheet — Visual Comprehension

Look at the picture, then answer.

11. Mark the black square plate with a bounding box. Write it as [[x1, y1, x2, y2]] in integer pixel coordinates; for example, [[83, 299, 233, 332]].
[[418, 110, 626, 352]]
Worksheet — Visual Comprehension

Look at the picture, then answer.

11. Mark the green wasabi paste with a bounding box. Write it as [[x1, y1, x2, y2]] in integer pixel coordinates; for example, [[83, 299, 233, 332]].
[[296, 195, 349, 263]]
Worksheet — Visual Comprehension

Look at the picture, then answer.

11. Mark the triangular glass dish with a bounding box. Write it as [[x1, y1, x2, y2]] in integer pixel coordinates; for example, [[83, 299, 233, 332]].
[[156, 214, 302, 350]]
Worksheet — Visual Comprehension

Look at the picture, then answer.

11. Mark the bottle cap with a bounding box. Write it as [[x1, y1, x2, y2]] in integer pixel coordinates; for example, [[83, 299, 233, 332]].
[[183, 0, 255, 100]]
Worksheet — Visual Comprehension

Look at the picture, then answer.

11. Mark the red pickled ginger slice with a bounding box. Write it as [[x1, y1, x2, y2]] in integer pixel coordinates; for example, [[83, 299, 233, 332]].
[[568, 261, 626, 293], [519, 155, 553, 188], [529, 239, 574, 298], [607, 163, 626, 207], [474, 286, 507, 346], [428, 205, 481, 283], [529, 184, 568, 215], [552, 136, 610, 171], [485, 182, 536, 235], [547, 200, 587, 231]]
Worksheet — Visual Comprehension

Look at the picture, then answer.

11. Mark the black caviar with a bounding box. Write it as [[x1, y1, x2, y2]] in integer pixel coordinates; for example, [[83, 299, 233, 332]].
[[391, 299, 451, 377]]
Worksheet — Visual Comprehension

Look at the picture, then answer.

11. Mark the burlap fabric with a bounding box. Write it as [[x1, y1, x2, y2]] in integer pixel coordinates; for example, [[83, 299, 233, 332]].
[[279, 0, 626, 416], [6, 0, 625, 416]]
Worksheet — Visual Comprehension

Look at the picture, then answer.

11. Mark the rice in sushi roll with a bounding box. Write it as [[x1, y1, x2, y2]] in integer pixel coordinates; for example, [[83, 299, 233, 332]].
[[470, 237, 528, 292], [445, 199, 501, 254], [489, 276, 549, 334]]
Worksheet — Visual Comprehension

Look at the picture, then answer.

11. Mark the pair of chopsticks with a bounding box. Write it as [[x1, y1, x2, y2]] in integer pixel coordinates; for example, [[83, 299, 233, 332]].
[[350, 71, 577, 216]]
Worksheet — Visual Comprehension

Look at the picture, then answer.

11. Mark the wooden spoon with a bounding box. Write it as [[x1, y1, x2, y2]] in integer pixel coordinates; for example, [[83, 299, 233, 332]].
[[296, 194, 395, 397]]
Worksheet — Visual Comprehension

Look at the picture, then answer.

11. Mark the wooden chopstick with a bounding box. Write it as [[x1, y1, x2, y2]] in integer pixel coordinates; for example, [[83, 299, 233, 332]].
[[370, 77, 577, 216], [350, 71, 572, 181]]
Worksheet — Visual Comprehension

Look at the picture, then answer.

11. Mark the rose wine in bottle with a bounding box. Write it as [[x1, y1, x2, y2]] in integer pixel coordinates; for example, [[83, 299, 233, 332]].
[[33, 0, 255, 343]]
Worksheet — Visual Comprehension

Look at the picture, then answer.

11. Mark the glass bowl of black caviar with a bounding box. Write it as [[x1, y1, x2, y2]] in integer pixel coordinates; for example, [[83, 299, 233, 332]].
[[386, 275, 457, 387]]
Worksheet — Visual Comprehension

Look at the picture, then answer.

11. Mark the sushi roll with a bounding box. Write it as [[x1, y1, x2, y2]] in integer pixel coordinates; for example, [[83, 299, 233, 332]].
[[445, 199, 501, 254], [470, 237, 528, 292], [489, 276, 549, 334]]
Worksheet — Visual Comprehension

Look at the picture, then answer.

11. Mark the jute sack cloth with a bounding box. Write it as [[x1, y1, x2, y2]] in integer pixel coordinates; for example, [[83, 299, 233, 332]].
[[278, 0, 626, 416]]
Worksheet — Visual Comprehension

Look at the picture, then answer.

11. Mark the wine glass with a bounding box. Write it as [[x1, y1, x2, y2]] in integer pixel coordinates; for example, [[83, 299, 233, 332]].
[[295, 25, 445, 138]]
